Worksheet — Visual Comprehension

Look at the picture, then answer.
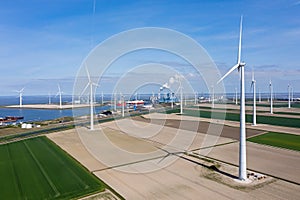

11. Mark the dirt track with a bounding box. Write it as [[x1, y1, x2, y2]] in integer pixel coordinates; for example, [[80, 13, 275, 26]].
[[133, 116, 263, 140]]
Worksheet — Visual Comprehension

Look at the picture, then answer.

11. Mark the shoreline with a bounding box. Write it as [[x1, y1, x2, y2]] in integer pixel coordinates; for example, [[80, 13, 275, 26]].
[[2, 104, 106, 110]]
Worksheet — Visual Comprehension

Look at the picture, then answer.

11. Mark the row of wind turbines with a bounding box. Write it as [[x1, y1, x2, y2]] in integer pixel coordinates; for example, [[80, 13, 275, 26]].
[[218, 16, 296, 181], [14, 84, 64, 109], [80, 16, 248, 181], [227, 73, 295, 122], [80, 16, 296, 182]]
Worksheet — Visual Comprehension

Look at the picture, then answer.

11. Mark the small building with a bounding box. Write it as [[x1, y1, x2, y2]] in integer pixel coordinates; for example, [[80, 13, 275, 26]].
[[21, 123, 33, 129]]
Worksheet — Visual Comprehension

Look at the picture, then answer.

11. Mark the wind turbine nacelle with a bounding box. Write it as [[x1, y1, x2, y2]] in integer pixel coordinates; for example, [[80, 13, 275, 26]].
[[240, 62, 246, 66]]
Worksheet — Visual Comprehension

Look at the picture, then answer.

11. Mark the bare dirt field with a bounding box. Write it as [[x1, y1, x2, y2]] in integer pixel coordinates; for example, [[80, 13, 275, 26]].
[[133, 115, 263, 140], [47, 114, 300, 200], [207, 141, 300, 184], [142, 112, 300, 136]]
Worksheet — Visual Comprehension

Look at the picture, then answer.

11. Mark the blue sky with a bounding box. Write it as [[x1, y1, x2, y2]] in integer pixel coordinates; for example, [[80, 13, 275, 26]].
[[0, 0, 299, 95]]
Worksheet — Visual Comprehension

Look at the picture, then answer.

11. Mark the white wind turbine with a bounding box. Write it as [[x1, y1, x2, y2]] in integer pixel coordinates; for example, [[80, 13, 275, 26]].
[[15, 87, 25, 108], [56, 84, 63, 109], [180, 81, 183, 114], [81, 65, 99, 130], [48, 92, 51, 105], [114, 93, 117, 111], [269, 80, 273, 114], [251, 72, 256, 126], [120, 92, 125, 117], [211, 85, 215, 108], [217, 16, 247, 181], [291, 86, 294, 103], [169, 75, 183, 114], [288, 84, 291, 109], [235, 87, 238, 105]]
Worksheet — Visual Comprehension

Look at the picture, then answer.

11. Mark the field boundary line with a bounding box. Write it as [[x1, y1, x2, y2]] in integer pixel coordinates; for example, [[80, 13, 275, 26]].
[[247, 141, 300, 154], [42, 138, 89, 189], [6, 145, 24, 198], [24, 141, 60, 197]]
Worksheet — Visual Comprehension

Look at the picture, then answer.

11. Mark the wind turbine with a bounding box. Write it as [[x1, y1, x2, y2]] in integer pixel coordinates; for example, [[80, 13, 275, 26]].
[[101, 91, 104, 105], [168, 75, 183, 113], [56, 84, 63, 109], [81, 65, 99, 130], [114, 93, 117, 111], [171, 92, 174, 109], [291, 86, 294, 103], [180, 83, 183, 114], [15, 88, 25, 108], [217, 16, 247, 181], [211, 85, 215, 108], [288, 84, 291, 109], [120, 92, 125, 117], [251, 72, 256, 126], [258, 88, 261, 103], [235, 87, 238, 105], [269, 80, 273, 114], [48, 92, 51, 105]]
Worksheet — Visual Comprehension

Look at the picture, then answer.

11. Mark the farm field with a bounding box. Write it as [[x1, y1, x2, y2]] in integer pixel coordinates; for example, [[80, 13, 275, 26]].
[[168, 108, 300, 128], [0, 136, 105, 199], [247, 132, 300, 151]]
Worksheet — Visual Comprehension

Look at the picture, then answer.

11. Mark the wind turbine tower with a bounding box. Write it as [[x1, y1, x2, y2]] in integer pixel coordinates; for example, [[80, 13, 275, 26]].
[[180, 79, 183, 114], [16, 88, 25, 108], [57, 84, 63, 109], [269, 80, 273, 114], [291, 86, 294, 103], [121, 93, 125, 117], [114, 93, 117, 111], [251, 72, 256, 126], [81, 65, 98, 130], [48, 92, 51, 105], [235, 87, 238, 105], [218, 16, 247, 181], [288, 84, 291, 109], [211, 85, 215, 108]]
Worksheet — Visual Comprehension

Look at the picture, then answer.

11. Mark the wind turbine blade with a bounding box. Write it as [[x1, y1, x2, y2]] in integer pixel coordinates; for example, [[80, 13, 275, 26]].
[[217, 63, 239, 84], [237, 15, 243, 64], [20, 87, 25, 93], [57, 84, 61, 93], [80, 83, 90, 96], [85, 64, 91, 82], [92, 83, 99, 87]]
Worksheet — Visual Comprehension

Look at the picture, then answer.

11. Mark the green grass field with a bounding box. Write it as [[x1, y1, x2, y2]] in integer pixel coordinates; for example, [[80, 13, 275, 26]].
[[247, 132, 300, 151], [0, 136, 106, 199], [167, 109, 300, 128]]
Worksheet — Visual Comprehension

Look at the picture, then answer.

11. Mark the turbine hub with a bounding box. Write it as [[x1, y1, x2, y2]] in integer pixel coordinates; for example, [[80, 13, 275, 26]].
[[239, 62, 246, 67]]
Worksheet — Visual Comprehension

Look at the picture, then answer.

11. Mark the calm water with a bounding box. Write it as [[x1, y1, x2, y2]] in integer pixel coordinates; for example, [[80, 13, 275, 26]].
[[0, 93, 298, 122], [0, 96, 110, 122]]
